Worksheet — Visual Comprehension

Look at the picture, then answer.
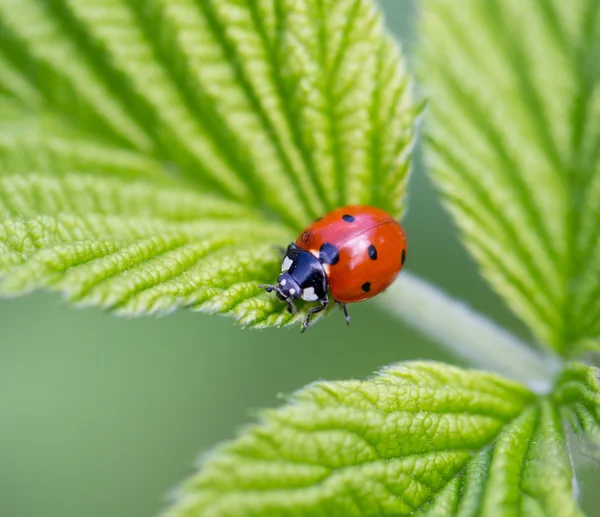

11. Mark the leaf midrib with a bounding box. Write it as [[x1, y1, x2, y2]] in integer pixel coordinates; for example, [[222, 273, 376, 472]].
[[246, 0, 330, 212]]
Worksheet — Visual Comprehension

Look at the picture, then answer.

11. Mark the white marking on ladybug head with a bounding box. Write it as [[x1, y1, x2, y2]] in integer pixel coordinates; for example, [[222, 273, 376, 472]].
[[281, 256, 293, 271], [302, 287, 319, 302], [289, 288, 296, 295], [280, 278, 287, 286]]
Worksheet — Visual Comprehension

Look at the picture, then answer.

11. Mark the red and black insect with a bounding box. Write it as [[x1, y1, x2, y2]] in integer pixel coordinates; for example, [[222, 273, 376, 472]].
[[260, 205, 407, 332]]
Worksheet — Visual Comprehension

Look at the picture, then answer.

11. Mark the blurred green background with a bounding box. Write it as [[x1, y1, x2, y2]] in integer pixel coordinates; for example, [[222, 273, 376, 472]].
[[1, 2, 598, 516]]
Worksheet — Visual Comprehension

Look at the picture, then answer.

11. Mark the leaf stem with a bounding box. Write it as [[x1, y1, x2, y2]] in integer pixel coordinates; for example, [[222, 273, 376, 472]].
[[378, 272, 562, 392]]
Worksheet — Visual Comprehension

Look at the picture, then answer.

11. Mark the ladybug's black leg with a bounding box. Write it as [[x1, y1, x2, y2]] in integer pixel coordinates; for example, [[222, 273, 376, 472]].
[[335, 300, 350, 326], [286, 297, 298, 315], [301, 297, 329, 333], [258, 284, 276, 293]]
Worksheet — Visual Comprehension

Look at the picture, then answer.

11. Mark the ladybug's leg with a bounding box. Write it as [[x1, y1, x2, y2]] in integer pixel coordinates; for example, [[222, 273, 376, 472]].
[[335, 300, 350, 326], [285, 297, 298, 315], [301, 297, 329, 333], [258, 284, 276, 292]]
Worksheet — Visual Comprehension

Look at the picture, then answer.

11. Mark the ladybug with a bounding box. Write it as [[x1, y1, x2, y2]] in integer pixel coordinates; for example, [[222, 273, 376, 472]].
[[259, 205, 407, 332]]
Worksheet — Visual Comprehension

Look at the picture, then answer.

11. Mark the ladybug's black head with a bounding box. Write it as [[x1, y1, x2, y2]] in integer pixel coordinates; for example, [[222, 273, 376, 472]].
[[258, 243, 329, 320], [276, 272, 302, 300]]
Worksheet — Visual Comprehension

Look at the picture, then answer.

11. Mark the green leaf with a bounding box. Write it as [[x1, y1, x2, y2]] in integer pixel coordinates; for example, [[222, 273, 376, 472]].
[[0, 0, 416, 324], [554, 362, 600, 462], [0, 172, 300, 324], [420, 0, 600, 355], [166, 362, 585, 517]]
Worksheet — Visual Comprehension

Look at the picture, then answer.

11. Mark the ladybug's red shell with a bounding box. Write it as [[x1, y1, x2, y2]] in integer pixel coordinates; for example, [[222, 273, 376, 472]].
[[295, 206, 407, 303]]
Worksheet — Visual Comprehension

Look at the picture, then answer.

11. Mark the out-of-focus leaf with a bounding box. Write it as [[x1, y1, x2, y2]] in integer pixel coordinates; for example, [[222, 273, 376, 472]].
[[421, 0, 600, 355]]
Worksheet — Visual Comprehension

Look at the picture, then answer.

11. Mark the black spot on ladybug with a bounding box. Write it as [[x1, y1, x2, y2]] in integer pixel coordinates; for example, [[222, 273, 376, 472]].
[[361, 282, 371, 293], [401, 249, 406, 265], [342, 214, 355, 223], [368, 244, 377, 260], [319, 243, 340, 265]]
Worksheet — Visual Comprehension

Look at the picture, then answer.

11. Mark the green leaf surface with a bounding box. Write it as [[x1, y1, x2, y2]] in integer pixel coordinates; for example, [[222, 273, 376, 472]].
[[166, 362, 585, 517], [420, 0, 600, 355], [0, 0, 416, 324], [0, 172, 299, 325], [554, 362, 600, 462]]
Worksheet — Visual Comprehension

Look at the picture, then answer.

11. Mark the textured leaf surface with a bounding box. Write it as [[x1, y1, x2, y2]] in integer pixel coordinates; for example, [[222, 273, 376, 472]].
[[167, 362, 585, 517], [0, 0, 415, 324], [554, 362, 600, 462], [0, 172, 299, 324], [420, 0, 600, 354]]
